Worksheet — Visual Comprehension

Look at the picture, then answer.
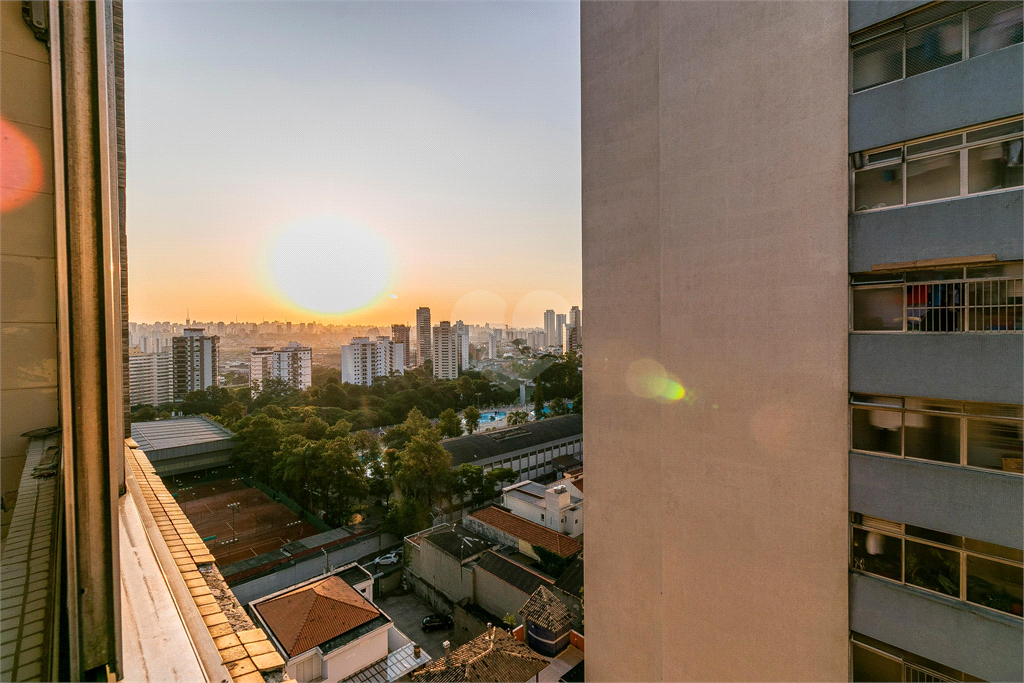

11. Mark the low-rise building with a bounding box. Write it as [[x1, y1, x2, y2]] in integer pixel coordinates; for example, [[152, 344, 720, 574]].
[[501, 478, 583, 536], [464, 506, 582, 562], [409, 626, 549, 683], [473, 551, 554, 628], [404, 525, 495, 609], [130, 415, 234, 477], [249, 565, 430, 683], [518, 586, 575, 657], [441, 415, 582, 483]]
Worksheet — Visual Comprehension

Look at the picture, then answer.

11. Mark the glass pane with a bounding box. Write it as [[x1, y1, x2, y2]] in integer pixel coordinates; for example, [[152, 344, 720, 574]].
[[867, 148, 903, 165], [852, 34, 904, 92], [853, 287, 904, 331], [966, 118, 1024, 144], [967, 139, 1023, 193], [904, 397, 963, 413], [966, 261, 1024, 279], [905, 268, 965, 282], [966, 554, 1024, 617], [965, 537, 1024, 563], [851, 394, 903, 408], [969, 2, 1024, 59], [904, 412, 961, 463], [906, 152, 961, 204], [851, 643, 903, 682], [906, 282, 964, 332], [905, 525, 963, 548], [905, 540, 961, 597], [855, 164, 904, 211], [906, 15, 964, 76], [852, 407, 903, 455], [907, 134, 963, 157], [965, 401, 1024, 419], [851, 527, 903, 581], [966, 418, 1023, 472]]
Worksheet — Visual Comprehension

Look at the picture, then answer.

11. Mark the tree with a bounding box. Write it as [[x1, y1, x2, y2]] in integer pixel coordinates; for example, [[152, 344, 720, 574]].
[[571, 393, 582, 415], [438, 408, 463, 439], [273, 434, 318, 508], [485, 467, 517, 492], [132, 404, 158, 422], [549, 397, 569, 416], [534, 545, 577, 578], [220, 401, 246, 425], [402, 407, 432, 437], [502, 613, 517, 631], [395, 427, 451, 507], [232, 413, 284, 480], [533, 384, 545, 419], [381, 497, 430, 539], [463, 406, 481, 434], [382, 425, 412, 451], [506, 410, 528, 426], [451, 464, 486, 501], [320, 436, 368, 525]]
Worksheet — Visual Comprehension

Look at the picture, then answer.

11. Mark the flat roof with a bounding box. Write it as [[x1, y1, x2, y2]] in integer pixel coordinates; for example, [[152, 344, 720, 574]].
[[442, 414, 582, 466], [422, 526, 493, 561], [130, 416, 234, 458]]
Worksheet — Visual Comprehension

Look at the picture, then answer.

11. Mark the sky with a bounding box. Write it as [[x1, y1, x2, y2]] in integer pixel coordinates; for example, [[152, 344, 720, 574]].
[[123, 1, 581, 328]]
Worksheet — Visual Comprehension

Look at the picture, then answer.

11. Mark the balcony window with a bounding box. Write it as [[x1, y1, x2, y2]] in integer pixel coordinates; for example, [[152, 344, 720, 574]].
[[849, 395, 1023, 475], [851, 514, 1024, 618], [851, 262, 1023, 333], [850, 633, 986, 682], [850, 2, 1023, 93], [852, 117, 1024, 212]]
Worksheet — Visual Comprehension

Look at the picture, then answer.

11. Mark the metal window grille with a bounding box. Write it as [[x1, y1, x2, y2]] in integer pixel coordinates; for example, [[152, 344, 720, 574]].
[[897, 276, 1022, 332], [905, 663, 957, 683]]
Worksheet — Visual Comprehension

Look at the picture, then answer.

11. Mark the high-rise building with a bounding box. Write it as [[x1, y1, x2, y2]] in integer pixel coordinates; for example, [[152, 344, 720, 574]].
[[582, 3, 1022, 682], [172, 328, 220, 402], [128, 349, 173, 406], [416, 307, 431, 367], [455, 320, 470, 371], [488, 331, 498, 359], [564, 324, 581, 354], [554, 313, 567, 347], [249, 346, 275, 395], [391, 324, 411, 368], [543, 309, 556, 347], [273, 342, 312, 390], [341, 336, 406, 386], [568, 305, 581, 328], [432, 321, 459, 380]]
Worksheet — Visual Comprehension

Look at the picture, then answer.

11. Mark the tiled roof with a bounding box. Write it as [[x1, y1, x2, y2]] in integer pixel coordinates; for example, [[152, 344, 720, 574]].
[[469, 507, 583, 558], [411, 627, 549, 682], [442, 414, 582, 465], [254, 575, 382, 657], [519, 586, 575, 633], [553, 555, 584, 599], [475, 551, 553, 596]]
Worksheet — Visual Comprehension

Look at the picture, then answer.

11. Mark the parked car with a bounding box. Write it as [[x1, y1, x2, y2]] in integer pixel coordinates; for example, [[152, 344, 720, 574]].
[[420, 614, 453, 632], [374, 551, 401, 566]]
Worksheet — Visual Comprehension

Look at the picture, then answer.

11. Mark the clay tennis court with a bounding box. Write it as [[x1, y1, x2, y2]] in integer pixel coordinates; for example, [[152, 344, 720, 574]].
[[168, 477, 321, 565]]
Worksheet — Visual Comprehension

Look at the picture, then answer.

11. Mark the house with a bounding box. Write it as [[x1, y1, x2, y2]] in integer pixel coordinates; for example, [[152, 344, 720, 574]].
[[473, 551, 555, 627], [404, 524, 495, 610], [410, 626, 549, 682], [464, 506, 583, 561], [249, 565, 430, 683], [551, 554, 584, 629], [518, 586, 576, 657], [501, 478, 583, 536]]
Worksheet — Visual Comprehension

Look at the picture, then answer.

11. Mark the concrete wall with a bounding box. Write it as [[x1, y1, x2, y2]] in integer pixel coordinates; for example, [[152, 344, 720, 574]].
[[473, 568, 530, 627], [417, 541, 474, 604], [850, 44, 1024, 152], [849, 333, 1023, 404], [849, 191, 1024, 272], [848, 1, 931, 33], [323, 624, 388, 682], [849, 452, 1023, 549], [582, 2, 850, 680], [850, 572, 1024, 682], [0, 2, 58, 541]]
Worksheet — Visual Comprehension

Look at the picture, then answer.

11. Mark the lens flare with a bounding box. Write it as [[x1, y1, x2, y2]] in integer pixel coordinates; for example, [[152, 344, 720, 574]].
[[1, 118, 44, 214], [625, 359, 690, 403], [263, 216, 395, 315], [510, 290, 571, 329], [450, 290, 508, 325]]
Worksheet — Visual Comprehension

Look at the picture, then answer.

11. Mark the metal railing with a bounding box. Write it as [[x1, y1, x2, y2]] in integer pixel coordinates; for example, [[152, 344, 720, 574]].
[[853, 276, 1023, 332]]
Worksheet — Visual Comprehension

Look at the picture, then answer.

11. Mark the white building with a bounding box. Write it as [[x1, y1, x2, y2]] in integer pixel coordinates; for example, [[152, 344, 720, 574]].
[[543, 309, 556, 346], [502, 477, 584, 536], [341, 336, 405, 386], [128, 349, 173, 406], [250, 564, 429, 683], [487, 331, 498, 359], [455, 320, 470, 371], [249, 346, 275, 395], [432, 321, 459, 380], [274, 342, 312, 390]]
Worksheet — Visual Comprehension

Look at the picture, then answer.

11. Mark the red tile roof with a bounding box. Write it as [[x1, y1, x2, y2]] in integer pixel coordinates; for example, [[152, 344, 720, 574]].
[[469, 507, 583, 558], [254, 575, 381, 657]]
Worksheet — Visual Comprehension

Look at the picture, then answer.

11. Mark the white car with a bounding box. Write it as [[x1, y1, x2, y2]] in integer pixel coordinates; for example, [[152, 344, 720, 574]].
[[375, 551, 400, 566]]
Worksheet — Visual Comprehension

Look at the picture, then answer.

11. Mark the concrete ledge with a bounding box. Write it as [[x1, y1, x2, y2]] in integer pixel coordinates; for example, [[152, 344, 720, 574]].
[[850, 451, 1023, 549], [850, 572, 1023, 681], [849, 1, 932, 33]]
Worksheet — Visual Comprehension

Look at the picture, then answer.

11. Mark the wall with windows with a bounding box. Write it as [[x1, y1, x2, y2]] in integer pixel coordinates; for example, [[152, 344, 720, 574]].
[[850, 572, 1022, 682], [849, 189, 1023, 272], [849, 333, 1023, 403]]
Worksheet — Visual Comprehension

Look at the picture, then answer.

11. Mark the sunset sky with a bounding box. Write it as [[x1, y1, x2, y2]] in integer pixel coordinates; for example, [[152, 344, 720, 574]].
[[123, 1, 581, 328]]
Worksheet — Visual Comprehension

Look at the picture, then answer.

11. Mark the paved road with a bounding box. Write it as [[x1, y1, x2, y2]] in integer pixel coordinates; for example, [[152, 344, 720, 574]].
[[375, 592, 452, 660]]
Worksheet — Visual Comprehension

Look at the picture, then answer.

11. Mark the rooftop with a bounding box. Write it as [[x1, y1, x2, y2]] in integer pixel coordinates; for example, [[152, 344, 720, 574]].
[[519, 586, 575, 633], [422, 525, 494, 561], [252, 574, 385, 657], [130, 415, 234, 454], [410, 627, 549, 682], [343, 642, 432, 683], [469, 507, 583, 558], [553, 555, 584, 599], [475, 551, 554, 596], [441, 414, 582, 465]]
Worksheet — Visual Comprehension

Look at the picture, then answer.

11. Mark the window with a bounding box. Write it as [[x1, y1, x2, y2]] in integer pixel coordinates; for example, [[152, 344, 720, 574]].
[[850, 2, 1023, 93], [850, 633, 984, 682], [851, 514, 1024, 617], [850, 395, 1023, 474], [852, 118, 1024, 212], [851, 262, 1023, 333]]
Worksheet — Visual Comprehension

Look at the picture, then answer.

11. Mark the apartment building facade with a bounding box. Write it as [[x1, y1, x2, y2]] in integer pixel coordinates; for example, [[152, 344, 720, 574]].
[[273, 341, 312, 390], [249, 345, 275, 395], [391, 323, 411, 369], [432, 321, 459, 380], [416, 307, 431, 368], [172, 327, 220, 402], [128, 349, 173, 407], [581, 1, 1022, 681], [340, 336, 405, 386]]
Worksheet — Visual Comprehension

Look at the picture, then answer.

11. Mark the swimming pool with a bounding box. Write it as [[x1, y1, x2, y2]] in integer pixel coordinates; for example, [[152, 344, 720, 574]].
[[479, 411, 507, 421]]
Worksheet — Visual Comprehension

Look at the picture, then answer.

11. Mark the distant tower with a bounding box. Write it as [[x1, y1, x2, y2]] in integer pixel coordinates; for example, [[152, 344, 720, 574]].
[[432, 321, 459, 380], [555, 313, 567, 347], [455, 320, 470, 371], [569, 306, 581, 327], [416, 307, 431, 367], [543, 310, 556, 349], [391, 324, 411, 369]]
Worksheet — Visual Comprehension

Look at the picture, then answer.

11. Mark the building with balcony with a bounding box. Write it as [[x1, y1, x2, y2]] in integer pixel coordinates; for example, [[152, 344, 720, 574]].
[[341, 336, 405, 386], [416, 307, 431, 368], [129, 348, 173, 406], [172, 328, 220, 402], [581, 1, 1021, 680], [432, 321, 459, 381]]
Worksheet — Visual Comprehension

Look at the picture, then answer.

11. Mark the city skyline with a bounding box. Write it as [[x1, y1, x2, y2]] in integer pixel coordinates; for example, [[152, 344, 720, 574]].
[[122, 1, 582, 326]]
